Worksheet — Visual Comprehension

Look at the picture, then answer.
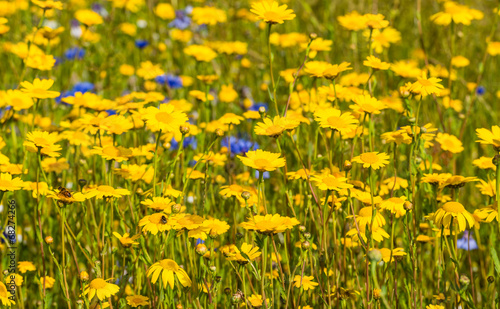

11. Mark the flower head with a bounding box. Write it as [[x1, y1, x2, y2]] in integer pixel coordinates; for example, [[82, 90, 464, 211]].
[[352, 152, 390, 170], [237, 149, 286, 172], [82, 278, 119, 301], [250, 1, 296, 24], [147, 259, 192, 289], [433, 202, 475, 232]]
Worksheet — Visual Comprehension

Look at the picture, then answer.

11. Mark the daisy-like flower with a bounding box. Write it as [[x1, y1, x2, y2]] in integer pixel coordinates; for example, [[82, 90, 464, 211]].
[[247, 294, 270, 308], [346, 225, 389, 243], [363, 55, 390, 70], [476, 179, 496, 197], [147, 259, 192, 289], [421, 173, 451, 186], [3, 90, 34, 111], [31, 0, 63, 10], [436, 133, 464, 153], [138, 213, 172, 235], [24, 131, 61, 157], [226, 242, 262, 265], [314, 108, 359, 134], [379, 196, 407, 218], [430, 1, 483, 26], [323, 62, 352, 80], [312, 173, 353, 191], [84, 185, 130, 199], [170, 214, 205, 231], [378, 247, 406, 263], [287, 168, 315, 180], [250, 1, 296, 24], [472, 156, 496, 170], [141, 197, 176, 212], [202, 218, 230, 237], [408, 75, 444, 97], [337, 11, 367, 31], [476, 125, 500, 150], [183, 45, 217, 62], [191, 6, 227, 26], [126, 295, 150, 307], [348, 206, 386, 229], [20, 78, 60, 99], [350, 94, 386, 114], [112, 232, 140, 248], [82, 278, 120, 301], [474, 205, 498, 223], [237, 149, 286, 172], [240, 214, 300, 235], [75, 9, 103, 26], [254, 116, 299, 138], [293, 275, 319, 290], [219, 113, 244, 126], [91, 145, 133, 162], [142, 104, 188, 133], [0, 282, 15, 306], [18, 261, 36, 273], [440, 175, 477, 189], [40, 276, 56, 289], [433, 202, 475, 232], [0, 173, 24, 192], [352, 152, 390, 170], [364, 13, 390, 29]]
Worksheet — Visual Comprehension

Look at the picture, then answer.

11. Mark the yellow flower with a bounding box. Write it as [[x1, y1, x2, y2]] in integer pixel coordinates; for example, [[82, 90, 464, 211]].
[[240, 214, 299, 234], [250, 1, 296, 24], [219, 113, 244, 126], [474, 205, 498, 223], [348, 206, 386, 229], [364, 13, 389, 29], [191, 6, 227, 25], [20, 78, 60, 99], [322, 62, 352, 80], [247, 294, 270, 307], [430, 1, 483, 26], [346, 225, 389, 243], [183, 45, 217, 62], [379, 196, 407, 218], [350, 94, 386, 114], [219, 84, 238, 103], [40, 276, 56, 289], [112, 232, 140, 248], [202, 218, 230, 237], [31, 0, 63, 10], [82, 278, 120, 301], [436, 133, 463, 153], [154, 3, 175, 20], [408, 75, 444, 97], [138, 213, 172, 235], [337, 11, 367, 31], [287, 168, 315, 180], [84, 185, 130, 199], [352, 152, 390, 170], [254, 116, 298, 137], [142, 104, 189, 133], [472, 157, 496, 170], [3, 90, 33, 111], [226, 242, 261, 265], [363, 55, 390, 70], [293, 275, 319, 290], [0, 282, 15, 306], [451, 55, 470, 68], [91, 145, 133, 162], [433, 202, 475, 232], [314, 108, 358, 134], [312, 173, 353, 191], [126, 295, 149, 307], [476, 126, 500, 150], [426, 305, 445, 309], [475, 179, 496, 197], [24, 131, 61, 157], [75, 9, 103, 26], [378, 248, 406, 263], [487, 41, 500, 56], [0, 173, 23, 192], [147, 259, 192, 289], [18, 261, 36, 273], [141, 197, 176, 212], [237, 149, 286, 171]]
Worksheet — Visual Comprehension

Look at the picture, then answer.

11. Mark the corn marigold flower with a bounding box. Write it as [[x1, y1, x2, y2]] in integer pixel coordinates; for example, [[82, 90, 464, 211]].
[[440, 175, 477, 189], [347, 225, 389, 243], [254, 116, 297, 137], [139, 213, 172, 235], [475, 179, 496, 197], [0, 173, 23, 192], [352, 152, 390, 170], [191, 6, 227, 25], [247, 294, 270, 307], [430, 1, 483, 26], [350, 94, 386, 115], [237, 149, 286, 171], [472, 156, 496, 170], [142, 104, 188, 133], [141, 197, 176, 212], [363, 55, 390, 70], [126, 295, 150, 307], [474, 205, 498, 223], [408, 75, 444, 97], [170, 214, 205, 231], [0, 282, 15, 306], [364, 13, 390, 29], [91, 145, 133, 162], [219, 84, 239, 103], [314, 107, 358, 134], [39, 276, 55, 289], [476, 125, 500, 150], [18, 261, 36, 274], [154, 3, 175, 20], [3, 90, 33, 111], [202, 218, 230, 237], [337, 11, 366, 31], [435, 133, 463, 153], [487, 41, 500, 56], [20, 78, 60, 99], [31, 0, 63, 10], [24, 131, 61, 157], [302, 37, 332, 58], [380, 196, 407, 218], [250, 1, 295, 24], [84, 185, 130, 199], [82, 278, 120, 301], [312, 173, 353, 191], [183, 45, 217, 62], [112, 232, 140, 248], [240, 214, 299, 234], [287, 168, 315, 180], [75, 9, 104, 27], [293, 275, 319, 290], [348, 206, 386, 229], [433, 202, 475, 232], [378, 247, 406, 263], [147, 259, 191, 289]]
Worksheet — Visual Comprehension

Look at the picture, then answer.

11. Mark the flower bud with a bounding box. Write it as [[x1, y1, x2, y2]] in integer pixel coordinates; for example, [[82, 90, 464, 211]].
[[367, 249, 382, 262], [343, 160, 352, 171], [258, 106, 266, 114], [303, 232, 311, 239], [196, 244, 208, 256], [309, 33, 318, 40], [224, 287, 231, 295], [298, 225, 306, 233], [179, 125, 190, 135], [373, 288, 381, 300], [404, 201, 413, 211], [493, 154, 500, 166], [209, 265, 217, 273], [488, 275, 495, 284], [241, 191, 251, 200], [176, 304, 183, 309], [215, 128, 224, 137], [79, 271, 89, 282], [172, 204, 182, 214], [301, 241, 310, 250], [45, 236, 53, 244], [459, 275, 470, 286], [78, 179, 87, 188]]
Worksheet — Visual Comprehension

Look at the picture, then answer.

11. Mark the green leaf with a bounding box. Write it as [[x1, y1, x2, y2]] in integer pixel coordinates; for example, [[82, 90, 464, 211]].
[[490, 247, 500, 274]]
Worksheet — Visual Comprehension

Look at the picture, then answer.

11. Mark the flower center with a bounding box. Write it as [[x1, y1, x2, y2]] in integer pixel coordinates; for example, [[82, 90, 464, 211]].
[[97, 185, 115, 192], [33, 137, 49, 146], [360, 152, 379, 164], [265, 125, 283, 136], [418, 79, 433, 87], [102, 146, 120, 157], [0, 180, 11, 188], [442, 202, 465, 214], [327, 116, 344, 127], [322, 176, 339, 187], [254, 158, 270, 168], [155, 112, 174, 124], [359, 207, 372, 217], [90, 278, 107, 289], [263, 11, 280, 22], [159, 259, 179, 271]]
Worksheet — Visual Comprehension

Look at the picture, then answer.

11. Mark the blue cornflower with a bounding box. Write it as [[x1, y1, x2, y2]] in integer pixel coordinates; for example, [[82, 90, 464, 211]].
[[155, 74, 183, 89], [222, 137, 258, 155], [135, 39, 149, 49], [64, 47, 85, 60], [476, 86, 485, 96], [457, 230, 478, 251]]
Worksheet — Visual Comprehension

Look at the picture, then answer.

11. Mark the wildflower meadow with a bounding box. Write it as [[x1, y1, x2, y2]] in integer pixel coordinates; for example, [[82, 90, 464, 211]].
[[1, 0, 500, 308]]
